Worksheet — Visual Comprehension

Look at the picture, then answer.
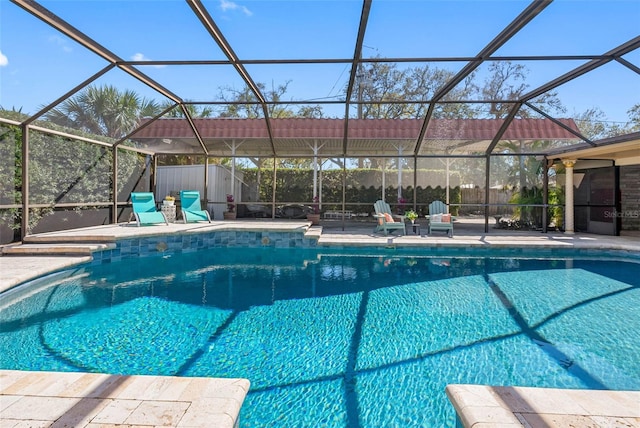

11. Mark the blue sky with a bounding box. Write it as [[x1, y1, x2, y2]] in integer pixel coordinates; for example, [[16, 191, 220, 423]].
[[1, 0, 639, 123]]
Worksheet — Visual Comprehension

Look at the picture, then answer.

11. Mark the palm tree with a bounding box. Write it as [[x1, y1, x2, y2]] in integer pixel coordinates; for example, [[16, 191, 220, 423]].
[[44, 84, 161, 138]]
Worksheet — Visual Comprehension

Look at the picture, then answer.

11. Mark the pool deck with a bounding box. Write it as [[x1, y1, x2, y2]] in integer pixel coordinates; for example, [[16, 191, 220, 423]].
[[446, 384, 640, 427], [0, 370, 249, 428], [1, 219, 639, 428]]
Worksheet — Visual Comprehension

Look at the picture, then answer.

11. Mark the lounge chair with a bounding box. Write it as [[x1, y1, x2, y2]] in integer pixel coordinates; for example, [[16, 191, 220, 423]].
[[130, 192, 168, 227], [180, 190, 211, 223], [373, 200, 406, 235], [426, 200, 454, 237]]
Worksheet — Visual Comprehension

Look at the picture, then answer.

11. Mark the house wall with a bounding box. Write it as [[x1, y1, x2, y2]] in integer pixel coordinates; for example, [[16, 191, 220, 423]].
[[620, 165, 640, 230]]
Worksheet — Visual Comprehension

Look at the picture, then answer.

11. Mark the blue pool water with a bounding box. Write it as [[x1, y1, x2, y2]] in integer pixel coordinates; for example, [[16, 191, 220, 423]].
[[1, 248, 640, 427]]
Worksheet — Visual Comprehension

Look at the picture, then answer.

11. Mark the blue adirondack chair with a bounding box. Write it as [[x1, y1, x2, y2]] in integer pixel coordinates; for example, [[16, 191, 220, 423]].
[[427, 200, 454, 237], [130, 192, 168, 227], [373, 200, 406, 235], [180, 190, 212, 223]]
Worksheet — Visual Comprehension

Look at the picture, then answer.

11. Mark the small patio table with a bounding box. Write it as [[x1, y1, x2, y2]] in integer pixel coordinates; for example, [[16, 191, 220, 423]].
[[407, 222, 421, 235], [161, 203, 177, 223]]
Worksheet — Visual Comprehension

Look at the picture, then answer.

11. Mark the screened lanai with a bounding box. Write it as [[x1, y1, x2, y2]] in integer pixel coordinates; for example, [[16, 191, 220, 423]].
[[1, 0, 639, 243]]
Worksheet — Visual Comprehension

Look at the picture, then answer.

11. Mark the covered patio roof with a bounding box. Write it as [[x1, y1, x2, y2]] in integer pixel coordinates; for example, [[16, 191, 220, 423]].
[[131, 117, 582, 157]]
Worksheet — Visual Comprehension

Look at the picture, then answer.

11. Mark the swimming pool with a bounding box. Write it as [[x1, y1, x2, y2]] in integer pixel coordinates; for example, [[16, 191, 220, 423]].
[[1, 247, 639, 427]]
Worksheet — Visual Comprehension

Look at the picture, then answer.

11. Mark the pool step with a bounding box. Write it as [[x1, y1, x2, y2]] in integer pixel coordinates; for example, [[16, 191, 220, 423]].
[[23, 235, 116, 244], [2, 242, 116, 256]]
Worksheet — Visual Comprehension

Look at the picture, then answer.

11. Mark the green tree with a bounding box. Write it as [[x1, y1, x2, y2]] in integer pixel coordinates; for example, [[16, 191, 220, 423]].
[[574, 107, 619, 140], [297, 105, 324, 118], [626, 104, 640, 131], [159, 102, 214, 118], [354, 60, 473, 119], [216, 80, 323, 119], [573, 104, 640, 140], [480, 62, 565, 119], [44, 84, 161, 138]]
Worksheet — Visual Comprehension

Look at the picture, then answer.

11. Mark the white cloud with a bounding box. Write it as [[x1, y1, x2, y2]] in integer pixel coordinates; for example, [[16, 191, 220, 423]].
[[48, 35, 72, 53], [0, 50, 8, 67], [220, 0, 252, 16], [131, 53, 165, 68]]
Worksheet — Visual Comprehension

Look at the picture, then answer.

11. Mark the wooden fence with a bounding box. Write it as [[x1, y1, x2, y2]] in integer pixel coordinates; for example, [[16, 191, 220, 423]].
[[458, 188, 516, 216]]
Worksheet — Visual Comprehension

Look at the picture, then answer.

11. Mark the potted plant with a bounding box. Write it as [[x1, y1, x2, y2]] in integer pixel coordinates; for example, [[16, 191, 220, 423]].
[[163, 195, 175, 206], [223, 194, 236, 220], [307, 196, 320, 225], [404, 209, 418, 224]]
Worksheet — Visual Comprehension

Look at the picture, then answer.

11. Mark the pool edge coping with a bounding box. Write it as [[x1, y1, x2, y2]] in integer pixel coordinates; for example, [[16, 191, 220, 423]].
[[446, 384, 640, 427], [2, 222, 639, 293], [0, 369, 250, 428]]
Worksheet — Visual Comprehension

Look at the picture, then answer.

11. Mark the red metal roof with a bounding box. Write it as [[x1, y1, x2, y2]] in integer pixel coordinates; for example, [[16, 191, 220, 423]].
[[133, 117, 580, 141]]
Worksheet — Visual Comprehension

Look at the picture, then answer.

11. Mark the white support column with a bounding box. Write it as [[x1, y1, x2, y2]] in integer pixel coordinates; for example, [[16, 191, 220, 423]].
[[397, 145, 403, 202], [319, 158, 324, 210], [445, 158, 450, 205], [230, 142, 236, 196], [438, 157, 454, 206], [312, 140, 318, 200], [306, 140, 324, 204], [224, 140, 241, 197], [224, 139, 245, 202], [381, 159, 386, 201], [563, 159, 577, 234]]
